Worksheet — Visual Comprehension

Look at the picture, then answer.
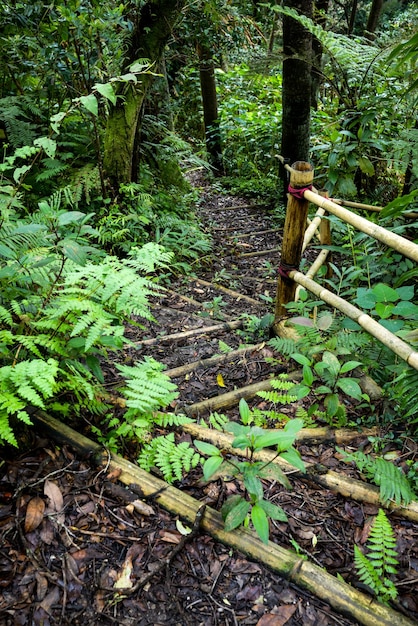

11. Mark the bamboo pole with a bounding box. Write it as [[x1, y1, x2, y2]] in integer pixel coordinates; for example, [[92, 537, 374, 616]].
[[183, 423, 418, 523], [274, 161, 314, 324], [188, 277, 263, 307], [302, 208, 326, 251], [135, 319, 243, 347], [289, 270, 418, 371], [331, 197, 418, 219], [303, 189, 418, 263], [239, 247, 281, 258], [29, 411, 417, 626], [226, 227, 281, 239], [164, 343, 264, 378], [184, 378, 276, 415]]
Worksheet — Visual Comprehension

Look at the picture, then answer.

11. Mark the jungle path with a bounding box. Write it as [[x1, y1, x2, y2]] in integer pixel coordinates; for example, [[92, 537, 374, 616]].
[[1, 180, 417, 626]]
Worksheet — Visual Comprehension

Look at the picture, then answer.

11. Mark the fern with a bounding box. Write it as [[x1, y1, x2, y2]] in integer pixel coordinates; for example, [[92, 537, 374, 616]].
[[268, 336, 298, 357], [138, 433, 202, 483], [208, 411, 229, 431], [117, 357, 178, 417], [257, 374, 298, 406], [391, 366, 418, 424], [354, 509, 399, 604], [337, 448, 416, 506]]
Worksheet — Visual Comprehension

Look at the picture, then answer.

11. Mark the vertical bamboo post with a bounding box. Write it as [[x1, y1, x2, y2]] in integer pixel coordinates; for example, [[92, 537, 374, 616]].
[[274, 161, 314, 330], [319, 191, 333, 279]]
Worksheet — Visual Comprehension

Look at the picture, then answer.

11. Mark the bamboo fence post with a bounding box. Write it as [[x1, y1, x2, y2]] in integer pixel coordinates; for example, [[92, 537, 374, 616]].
[[274, 161, 314, 327]]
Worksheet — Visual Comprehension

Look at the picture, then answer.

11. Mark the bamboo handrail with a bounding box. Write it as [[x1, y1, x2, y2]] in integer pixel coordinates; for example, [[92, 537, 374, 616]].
[[303, 189, 418, 263], [289, 270, 418, 371]]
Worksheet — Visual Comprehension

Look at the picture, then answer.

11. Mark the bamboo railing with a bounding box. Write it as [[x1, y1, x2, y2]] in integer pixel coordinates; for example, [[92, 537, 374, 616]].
[[274, 161, 418, 371]]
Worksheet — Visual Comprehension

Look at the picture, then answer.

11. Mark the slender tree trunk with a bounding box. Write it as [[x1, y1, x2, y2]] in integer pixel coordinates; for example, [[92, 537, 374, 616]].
[[364, 0, 383, 40], [197, 42, 224, 176], [311, 0, 330, 110], [280, 0, 313, 195], [348, 0, 358, 35], [102, 0, 185, 190]]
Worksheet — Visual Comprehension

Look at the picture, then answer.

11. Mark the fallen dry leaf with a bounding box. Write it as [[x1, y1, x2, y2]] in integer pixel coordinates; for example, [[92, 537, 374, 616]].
[[114, 554, 133, 589], [24, 496, 45, 533], [256, 604, 297, 626], [44, 480, 64, 524]]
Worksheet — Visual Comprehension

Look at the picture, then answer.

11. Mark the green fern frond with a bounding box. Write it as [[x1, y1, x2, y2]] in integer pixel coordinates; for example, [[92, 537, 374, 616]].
[[117, 357, 178, 416], [137, 433, 201, 483], [153, 412, 195, 428], [209, 411, 229, 431], [354, 509, 398, 603], [337, 448, 415, 506], [268, 336, 298, 356]]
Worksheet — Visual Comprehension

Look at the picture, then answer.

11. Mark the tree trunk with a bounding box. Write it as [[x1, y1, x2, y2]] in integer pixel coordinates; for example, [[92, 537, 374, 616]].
[[348, 0, 358, 35], [280, 0, 313, 196], [364, 0, 383, 40], [197, 42, 224, 176], [311, 0, 330, 110], [103, 0, 185, 190]]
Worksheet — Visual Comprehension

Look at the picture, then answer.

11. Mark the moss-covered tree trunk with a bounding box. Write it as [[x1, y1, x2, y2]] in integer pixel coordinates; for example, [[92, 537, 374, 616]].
[[280, 0, 313, 196], [103, 0, 185, 190]]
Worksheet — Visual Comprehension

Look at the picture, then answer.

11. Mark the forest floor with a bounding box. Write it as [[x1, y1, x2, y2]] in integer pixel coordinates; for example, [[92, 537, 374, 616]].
[[1, 176, 417, 626]]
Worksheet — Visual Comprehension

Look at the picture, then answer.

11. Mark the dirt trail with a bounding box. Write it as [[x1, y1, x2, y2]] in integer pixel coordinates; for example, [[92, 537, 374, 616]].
[[1, 182, 417, 626]]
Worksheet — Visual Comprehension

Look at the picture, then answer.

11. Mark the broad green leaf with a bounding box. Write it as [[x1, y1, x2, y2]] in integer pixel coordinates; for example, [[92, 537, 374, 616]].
[[392, 301, 418, 317], [80, 94, 98, 116], [340, 360, 362, 374], [224, 498, 250, 531], [251, 504, 269, 544], [239, 397, 251, 425], [281, 447, 306, 473], [321, 351, 340, 377], [34, 136, 57, 158], [355, 288, 376, 309], [337, 377, 362, 400], [243, 470, 263, 500], [375, 302, 395, 319], [379, 319, 404, 332], [225, 421, 250, 436], [86, 355, 104, 383], [13, 165, 31, 182], [193, 440, 221, 457], [50, 111, 66, 133], [254, 430, 295, 451], [395, 286, 414, 301], [316, 385, 332, 394], [284, 418, 304, 436], [303, 364, 314, 386], [202, 456, 223, 481], [57, 211, 87, 226], [291, 353, 311, 366], [259, 499, 288, 522], [293, 384, 311, 400], [58, 239, 87, 265], [372, 283, 399, 303], [257, 463, 291, 488], [221, 494, 244, 518], [94, 82, 117, 105], [325, 393, 340, 417], [358, 156, 375, 176]]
